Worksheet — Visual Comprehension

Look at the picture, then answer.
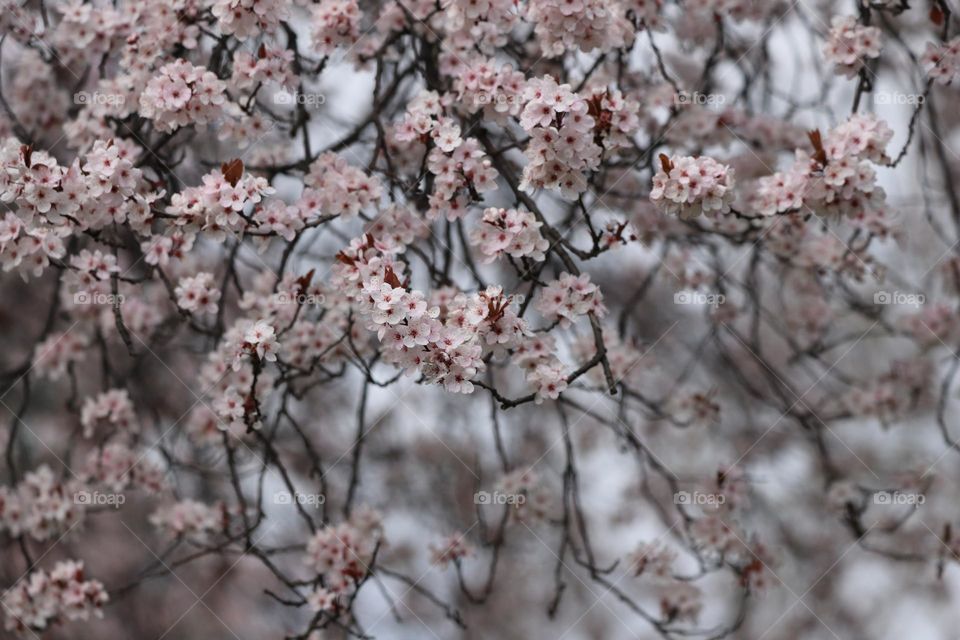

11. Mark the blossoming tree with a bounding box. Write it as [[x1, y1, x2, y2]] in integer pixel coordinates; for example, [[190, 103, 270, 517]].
[[0, 0, 958, 637]]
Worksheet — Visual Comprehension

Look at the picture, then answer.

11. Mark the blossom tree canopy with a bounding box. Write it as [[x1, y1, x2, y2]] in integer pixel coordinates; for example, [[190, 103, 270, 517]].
[[0, 0, 959, 638]]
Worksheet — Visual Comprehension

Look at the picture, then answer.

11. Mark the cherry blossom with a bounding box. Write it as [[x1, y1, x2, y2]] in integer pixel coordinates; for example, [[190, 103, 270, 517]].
[[310, 0, 362, 54], [139, 59, 227, 132], [650, 155, 736, 219], [0, 465, 83, 542], [304, 511, 383, 594], [0, 1, 957, 638], [175, 272, 221, 315], [430, 532, 474, 566], [470, 207, 549, 263], [823, 16, 882, 78], [534, 272, 606, 325], [80, 389, 137, 438], [150, 500, 225, 542], [1, 561, 108, 633], [212, 0, 289, 40], [922, 36, 960, 85], [525, 0, 632, 55]]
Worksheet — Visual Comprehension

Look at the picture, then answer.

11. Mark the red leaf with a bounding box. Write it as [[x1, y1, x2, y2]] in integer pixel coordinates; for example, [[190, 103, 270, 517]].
[[931, 5, 945, 25], [807, 129, 828, 168], [383, 266, 403, 289], [296, 269, 315, 293], [221, 159, 244, 187], [658, 153, 673, 175]]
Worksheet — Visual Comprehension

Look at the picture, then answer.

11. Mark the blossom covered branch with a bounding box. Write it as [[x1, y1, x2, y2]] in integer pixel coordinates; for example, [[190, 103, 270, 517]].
[[0, 0, 958, 638]]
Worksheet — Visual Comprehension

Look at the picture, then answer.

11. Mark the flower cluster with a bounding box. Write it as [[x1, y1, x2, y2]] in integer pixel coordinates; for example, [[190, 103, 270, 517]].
[[443, 0, 518, 51], [33, 331, 88, 381], [527, 357, 569, 402], [534, 272, 606, 325], [0, 0, 37, 45], [364, 204, 431, 250], [231, 47, 296, 90], [396, 91, 463, 152], [332, 232, 537, 392], [823, 16, 882, 78], [454, 59, 525, 120], [304, 152, 383, 219], [175, 272, 221, 316], [241, 270, 327, 322], [430, 532, 474, 566], [782, 278, 833, 347], [650, 155, 736, 219], [512, 334, 568, 402], [304, 510, 383, 594], [518, 79, 638, 198], [139, 59, 227, 132], [573, 331, 652, 388], [83, 442, 167, 494], [751, 114, 892, 219], [243, 320, 280, 363], [311, 0, 362, 54], [150, 500, 226, 542], [470, 207, 549, 263], [166, 163, 275, 239], [426, 137, 499, 219], [0, 466, 82, 542], [212, 0, 289, 40], [525, 0, 632, 56], [71, 249, 119, 281], [497, 469, 552, 521], [0, 139, 146, 279], [283, 315, 353, 370], [627, 542, 676, 578], [659, 583, 703, 623], [844, 358, 931, 425], [668, 389, 721, 427], [81, 388, 137, 438], [763, 217, 875, 277], [307, 587, 339, 613], [901, 302, 958, 346], [1, 561, 108, 633], [218, 110, 274, 147], [629, 495, 767, 620], [921, 37, 960, 85], [197, 319, 277, 436], [141, 232, 195, 267], [360, 274, 477, 393], [258, 182, 330, 241]]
